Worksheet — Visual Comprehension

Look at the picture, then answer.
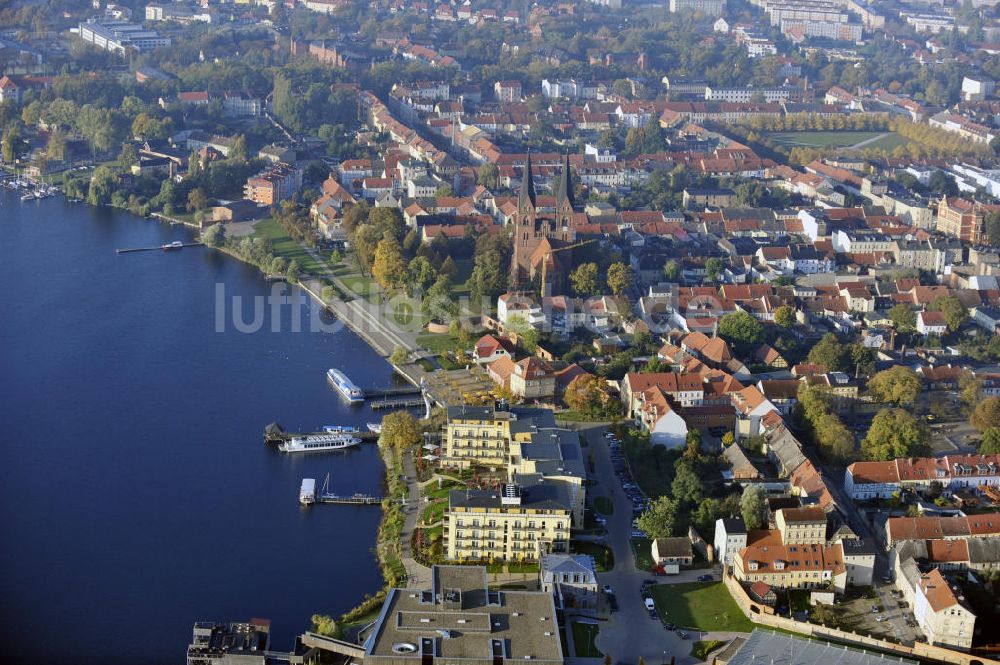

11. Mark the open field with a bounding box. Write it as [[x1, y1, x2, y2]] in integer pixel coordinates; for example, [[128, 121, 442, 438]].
[[766, 131, 885, 148], [649, 582, 754, 633], [253, 218, 329, 276]]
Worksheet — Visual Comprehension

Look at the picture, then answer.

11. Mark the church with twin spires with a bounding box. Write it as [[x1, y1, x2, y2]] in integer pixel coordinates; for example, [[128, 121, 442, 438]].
[[510, 153, 581, 295]]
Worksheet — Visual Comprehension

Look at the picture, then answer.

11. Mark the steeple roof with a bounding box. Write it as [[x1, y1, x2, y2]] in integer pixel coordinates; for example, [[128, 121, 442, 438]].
[[518, 152, 536, 210], [554, 153, 574, 211]]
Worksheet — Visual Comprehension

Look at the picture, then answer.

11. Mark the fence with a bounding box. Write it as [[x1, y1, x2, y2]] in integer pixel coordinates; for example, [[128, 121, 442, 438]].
[[722, 573, 987, 665]]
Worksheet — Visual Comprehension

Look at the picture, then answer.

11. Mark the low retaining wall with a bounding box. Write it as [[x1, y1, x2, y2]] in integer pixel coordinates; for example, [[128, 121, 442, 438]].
[[722, 573, 985, 665]]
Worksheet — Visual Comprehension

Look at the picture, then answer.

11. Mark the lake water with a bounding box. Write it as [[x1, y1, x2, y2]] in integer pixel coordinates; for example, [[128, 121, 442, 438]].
[[0, 192, 390, 664]]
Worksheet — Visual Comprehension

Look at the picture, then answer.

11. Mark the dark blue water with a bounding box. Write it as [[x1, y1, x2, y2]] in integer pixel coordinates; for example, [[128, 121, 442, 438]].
[[0, 192, 390, 664]]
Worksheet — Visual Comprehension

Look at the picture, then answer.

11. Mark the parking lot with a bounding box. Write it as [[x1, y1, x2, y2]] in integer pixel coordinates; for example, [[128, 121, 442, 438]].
[[606, 432, 652, 536], [834, 587, 923, 644]]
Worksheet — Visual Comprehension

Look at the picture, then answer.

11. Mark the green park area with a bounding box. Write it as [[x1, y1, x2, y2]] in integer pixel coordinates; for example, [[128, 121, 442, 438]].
[[765, 131, 900, 149], [252, 217, 329, 276], [691, 640, 726, 661], [649, 582, 754, 633]]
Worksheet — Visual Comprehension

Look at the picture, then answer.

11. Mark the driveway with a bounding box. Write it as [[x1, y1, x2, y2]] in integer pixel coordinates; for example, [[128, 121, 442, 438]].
[[577, 426, 727, 664]]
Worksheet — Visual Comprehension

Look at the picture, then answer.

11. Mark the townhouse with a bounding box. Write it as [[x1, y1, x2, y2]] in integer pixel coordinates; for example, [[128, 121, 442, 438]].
[[844, 454, 1000, 500]]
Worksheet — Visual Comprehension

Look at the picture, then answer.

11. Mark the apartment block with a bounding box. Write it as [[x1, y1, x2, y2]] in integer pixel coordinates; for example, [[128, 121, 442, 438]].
[[669, 0, 725, 16], [244, 163, 302, 206], [441, 405, 557, 469], [446, 482, 572, 562]]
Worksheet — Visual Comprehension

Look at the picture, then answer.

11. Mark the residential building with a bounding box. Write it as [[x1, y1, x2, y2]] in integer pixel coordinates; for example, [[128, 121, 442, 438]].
[[913, 568, 975, 650], [446, 482, 572, 561], [361, 565, 562, 665], [441, 405, 557, 469], [651, 537, 694, 566], [244, 163, 302, 206], [917, 310, 948, 336], [669, 0, 725, 15], [540, 554, 598, 608], [715, 517, 748, 566], [844, 454, 1000, 500], [886, 515, 1000, 549], [683, 188, 736, 209], [775, 506, 827, 545], [936, 197, 1000, 244], [733, 529, 847, 590]]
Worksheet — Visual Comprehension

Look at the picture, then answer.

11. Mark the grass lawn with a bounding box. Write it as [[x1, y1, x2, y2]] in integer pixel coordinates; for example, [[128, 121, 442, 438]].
[[416, 332, 465, 354], [649, 582, 754, 633], [631, 538, 654, 572], [571, 541, 614, 572], [570, 621, 602, 658], [862, 132, 911, 152], [766, 131, 883, 148], [594, 496, 614, 515], [253, 218, 330, 276], [340, 274, 381, 303], [420, 500, 446, 525], [507, 561, 540, 574], [690, 640, 726, 661]]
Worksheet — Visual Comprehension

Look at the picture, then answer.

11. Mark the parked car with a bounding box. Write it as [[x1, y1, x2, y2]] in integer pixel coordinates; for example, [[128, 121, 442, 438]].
[[871, 605, 879, 614], [698, 574, 714, 581], [677, 631, 689, 639], [603, 584, 613, 595], [644, 598, 655, 611]]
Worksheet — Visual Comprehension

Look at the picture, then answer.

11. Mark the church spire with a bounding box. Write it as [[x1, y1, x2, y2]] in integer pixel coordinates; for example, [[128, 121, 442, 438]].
[[555, 152, 575, 211], [518, 151, 536, 210]]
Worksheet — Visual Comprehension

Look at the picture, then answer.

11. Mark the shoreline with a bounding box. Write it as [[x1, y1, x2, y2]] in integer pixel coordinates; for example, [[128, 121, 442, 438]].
[[21, 194, 404, 642]]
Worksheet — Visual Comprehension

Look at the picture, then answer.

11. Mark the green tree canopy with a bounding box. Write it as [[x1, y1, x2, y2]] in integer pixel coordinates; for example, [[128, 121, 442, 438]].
[[889, 303, 916, 333], [740, 484, 766, 531], [808, 333, 850, 372], [866, 365, 922, 406], [606, 262, 634, 296], [972, 396, 1000, 432], [927, 295, 969, 332], [671, 460, 704, 504], [773, 305, 796, 328], [380, 410, 421, 452], [718, 310, 763, 351], [570, 262, 601, 296], [862, 408, 930, 460], [980, 427, 1000, 454], [636, 496, 681, 538]]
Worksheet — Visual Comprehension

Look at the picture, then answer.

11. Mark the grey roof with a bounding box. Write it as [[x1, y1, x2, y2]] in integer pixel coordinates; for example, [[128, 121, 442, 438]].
[[364, 565, 562, 664], [722, 629, 917, 665], [767, 426, 807, 474], [540, 554, 596, 580], [449, 478, 573, 513], [653, 537, 693, 558], [966, 537, 1000, 564], [720, 517, 747, 535]]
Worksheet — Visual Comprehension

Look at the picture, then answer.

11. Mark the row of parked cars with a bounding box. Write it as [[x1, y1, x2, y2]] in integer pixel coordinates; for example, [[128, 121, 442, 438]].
[[606, 432, 651, 529]]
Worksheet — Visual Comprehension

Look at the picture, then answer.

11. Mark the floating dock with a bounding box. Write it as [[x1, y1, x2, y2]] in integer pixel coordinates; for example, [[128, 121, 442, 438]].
[[301, 473, 382, 506], [370, 397, 425, 410]]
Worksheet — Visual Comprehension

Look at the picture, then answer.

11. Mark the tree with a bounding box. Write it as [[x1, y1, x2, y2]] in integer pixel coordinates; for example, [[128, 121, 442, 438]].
[[971, 396, 1000, 431], [118, 142, 138, 169], [692, 497, 723, 536], [87, 165, 117, 206], [774, 305, 796, 329], [719, 310, 764, 350], [814, 412, 855, 462], [704, 257, 723, 283], [928, 295, 968, 332], [808, 333, 849, 372], [187, 187, 209, 212], [406, 256, 438, 295], [671, 460, 704, 504], [980, 427, 1000, 454], [379, 410, 421, 452], [286, 259, 300, 282], [606, 262, 634, 296], [740, 484, 766, 531], [862, 408, 930, 460], [570, 262, 600, 296], [721, 431, 735, 447], [564, 375, 617, 419], [507, 315, 538, 353], [986, 211, 1000, 248], [390, 346, 409, 365], [230, 134, 247, 162], [1, 126, 19, 163], [684, 429, 702, 461], [478, 163, 500, 190], [867, 366, 922, 406], [311, 614, 339, 638], [469, 249, 506, 302], [888, 303, 916, 333], [373, 237, 407, 290], [202, 223, 226, 248], [636, 496, 681, 538], [663, 259, 679, 281], [46, 128, 67, 162]]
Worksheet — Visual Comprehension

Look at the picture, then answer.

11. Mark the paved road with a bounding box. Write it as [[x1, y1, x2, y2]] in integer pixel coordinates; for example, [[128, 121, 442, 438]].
[[578, 426, 728, 664], [848, 131, 891, 149]]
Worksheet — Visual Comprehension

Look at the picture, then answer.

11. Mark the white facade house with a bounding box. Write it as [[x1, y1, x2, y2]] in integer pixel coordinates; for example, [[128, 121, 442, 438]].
[[914, 568, 975, 650], [714, 517, 748, 567], [845, 455, 1000, 500]]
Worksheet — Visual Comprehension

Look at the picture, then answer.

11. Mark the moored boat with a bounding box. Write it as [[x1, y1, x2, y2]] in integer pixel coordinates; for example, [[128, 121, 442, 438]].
[[279, 432, 362, 453], [367, 422, 382, 434], [326, 368, 364, 402]]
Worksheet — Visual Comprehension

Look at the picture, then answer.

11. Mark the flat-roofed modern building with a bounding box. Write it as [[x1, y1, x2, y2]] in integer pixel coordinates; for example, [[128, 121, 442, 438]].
[[78, 20, 171, 54], [715, 629, 916, 665], [441, 405, 557, 469], [446, 480, 571, 562], [362, 566, 563, 665]]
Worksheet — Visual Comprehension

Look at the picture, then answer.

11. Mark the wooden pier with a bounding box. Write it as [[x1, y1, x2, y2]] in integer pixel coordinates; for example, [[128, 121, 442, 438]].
[[315, 493, 382, 505], [116, 242, 203, 254], [363, 386, 422, 399], [370, 398, 425, 410]]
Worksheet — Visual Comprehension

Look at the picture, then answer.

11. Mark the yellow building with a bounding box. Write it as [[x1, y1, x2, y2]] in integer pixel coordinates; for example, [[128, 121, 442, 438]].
[[441, 405, 557, 470], [775, 506, 827, 545], [446, 483, 571, 562]]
